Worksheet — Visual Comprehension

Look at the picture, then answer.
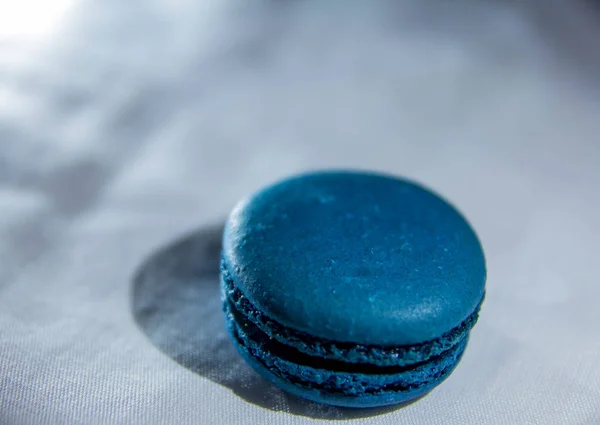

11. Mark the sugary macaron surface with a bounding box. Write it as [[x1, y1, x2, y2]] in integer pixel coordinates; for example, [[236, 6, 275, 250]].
[[221, 170, 486, 407]]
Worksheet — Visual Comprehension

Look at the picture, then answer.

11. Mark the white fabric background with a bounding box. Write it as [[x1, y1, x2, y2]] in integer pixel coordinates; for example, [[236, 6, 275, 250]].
[[1, 1, 600, 424]]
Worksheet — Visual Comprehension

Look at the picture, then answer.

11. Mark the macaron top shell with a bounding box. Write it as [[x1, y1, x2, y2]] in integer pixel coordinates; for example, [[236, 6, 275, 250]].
[[222, 170, 486, 346]]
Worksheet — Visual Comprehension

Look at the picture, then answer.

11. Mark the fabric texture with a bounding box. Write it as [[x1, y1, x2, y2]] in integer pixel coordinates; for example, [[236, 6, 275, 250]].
[[1, 1, 600, 424]]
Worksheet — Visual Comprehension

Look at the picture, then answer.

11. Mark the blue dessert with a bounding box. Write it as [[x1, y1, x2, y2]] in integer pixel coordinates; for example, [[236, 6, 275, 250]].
[[220, 170, 486, 407]]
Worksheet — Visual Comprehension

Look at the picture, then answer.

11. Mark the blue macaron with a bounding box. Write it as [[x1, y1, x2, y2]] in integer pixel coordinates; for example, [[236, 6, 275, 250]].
[[220, 170, 486, 408]]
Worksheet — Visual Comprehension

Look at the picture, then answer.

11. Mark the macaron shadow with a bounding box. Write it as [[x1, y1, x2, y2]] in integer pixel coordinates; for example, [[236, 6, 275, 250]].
[[131, 224, 426, 420]]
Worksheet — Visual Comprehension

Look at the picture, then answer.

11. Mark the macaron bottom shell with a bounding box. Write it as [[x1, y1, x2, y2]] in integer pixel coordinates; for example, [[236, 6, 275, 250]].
[[223, 297, 468, 408]]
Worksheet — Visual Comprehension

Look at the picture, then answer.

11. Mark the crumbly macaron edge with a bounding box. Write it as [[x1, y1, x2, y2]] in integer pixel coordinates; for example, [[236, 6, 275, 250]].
[[223, 293, 467, 397], [221, 258, 482, 367]]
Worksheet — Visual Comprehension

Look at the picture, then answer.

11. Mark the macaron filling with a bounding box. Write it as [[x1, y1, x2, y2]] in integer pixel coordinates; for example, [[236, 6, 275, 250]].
[[221, 259, 482, 368], [221, 259, 478, 396]]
